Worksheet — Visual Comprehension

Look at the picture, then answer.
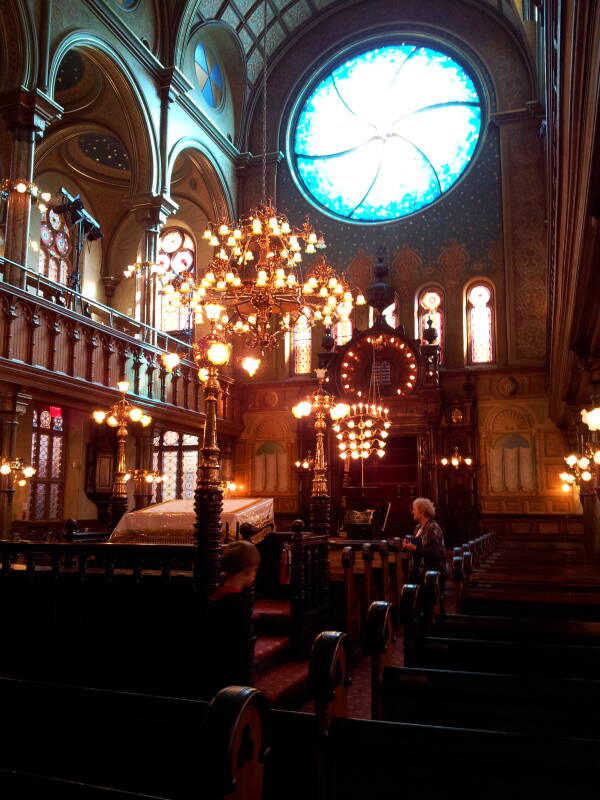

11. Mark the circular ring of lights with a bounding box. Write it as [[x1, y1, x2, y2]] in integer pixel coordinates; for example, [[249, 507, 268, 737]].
[[289, 40, 484, 224]]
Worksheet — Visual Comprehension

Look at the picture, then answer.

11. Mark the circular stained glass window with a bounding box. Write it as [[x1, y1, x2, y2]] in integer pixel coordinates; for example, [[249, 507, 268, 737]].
[[195, 43, 224, 109], [290, 43, 483, 223]]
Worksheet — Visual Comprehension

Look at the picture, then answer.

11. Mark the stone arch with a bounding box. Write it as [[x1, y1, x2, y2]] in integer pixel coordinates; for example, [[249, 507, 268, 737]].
[[47, 33, 160, 197], [167, 139, 234, 219], [0, 0, 38, 92]]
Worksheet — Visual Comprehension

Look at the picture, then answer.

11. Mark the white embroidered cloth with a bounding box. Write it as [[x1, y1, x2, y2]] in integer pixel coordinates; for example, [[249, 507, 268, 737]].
[[109, 497, 275, 544]]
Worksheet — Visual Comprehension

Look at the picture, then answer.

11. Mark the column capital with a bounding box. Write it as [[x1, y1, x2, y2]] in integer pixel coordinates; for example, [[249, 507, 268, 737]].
[[127, 194, 179, 229], [0, 88, 63, 139], [158, 66, 194, 102]]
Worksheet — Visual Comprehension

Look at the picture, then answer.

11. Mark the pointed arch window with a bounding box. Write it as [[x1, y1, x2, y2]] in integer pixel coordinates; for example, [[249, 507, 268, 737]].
[[292, 315, 312, 375], [39, 208, 72, 285], [417, 288, 444, 362], [29, 406, 65, 520], [466, 282, 495, 364], [157, 228, 195, 333]]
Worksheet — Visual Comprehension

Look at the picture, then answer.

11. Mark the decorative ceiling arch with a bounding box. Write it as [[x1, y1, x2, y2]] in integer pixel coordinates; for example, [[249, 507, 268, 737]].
[[167, 138, 235, 219], [47, 34, 160, 197], [175, 0, 530, 86]]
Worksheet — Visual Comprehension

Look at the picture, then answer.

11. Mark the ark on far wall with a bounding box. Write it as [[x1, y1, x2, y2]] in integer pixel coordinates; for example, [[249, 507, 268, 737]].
[[253, 440, 289, 494], [489, 433, 535, 493]]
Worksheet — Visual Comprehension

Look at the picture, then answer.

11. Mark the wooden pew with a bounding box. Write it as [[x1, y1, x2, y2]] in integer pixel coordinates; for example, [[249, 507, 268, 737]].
[[366, 602, 600, 738], [0, 680, 269, 799], [266, 609, 600, 800]]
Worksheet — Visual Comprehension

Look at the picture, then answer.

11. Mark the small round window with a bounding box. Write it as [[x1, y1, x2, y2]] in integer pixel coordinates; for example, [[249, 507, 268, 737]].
[[195, 43, 225, 109], [290, 43, 483, 223]]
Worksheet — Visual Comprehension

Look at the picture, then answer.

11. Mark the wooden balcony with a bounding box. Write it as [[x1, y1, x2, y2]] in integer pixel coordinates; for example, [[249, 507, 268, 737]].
[[0, 258, 243, 432]]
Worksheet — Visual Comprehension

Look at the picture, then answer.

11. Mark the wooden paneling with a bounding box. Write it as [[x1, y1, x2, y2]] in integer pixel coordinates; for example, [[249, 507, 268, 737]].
[[0, 283, 243, 433]]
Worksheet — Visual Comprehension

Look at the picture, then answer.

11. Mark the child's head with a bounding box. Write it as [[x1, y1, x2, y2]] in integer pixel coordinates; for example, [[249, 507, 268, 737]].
[[221, 540, 261, 588]]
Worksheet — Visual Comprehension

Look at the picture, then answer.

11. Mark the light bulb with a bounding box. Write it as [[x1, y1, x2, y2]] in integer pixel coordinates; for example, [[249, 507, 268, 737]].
[[565, 455, 578, 467], [578, 457, 590, 469], [15, 181, 27, 193], [162, 352, 180, 372], [207, 340, 231, 365], [93, 410, 106, 424], [441, 458, 449, 466], [129, 407, 143, 422], [241, 356, 261, 377], [582, 470, 592, 481], [117, 380, 129, 394], [106, 415, 119, 427], [17, 479, 26, 487], [123, 473, 131, 482], [0, 464, 11, 475], [145, 474, 155, 483], [292, 401, 312, 419], [23, 466, 36, 478], [561, 483, 571, 492], [140, 415, 152, 427]]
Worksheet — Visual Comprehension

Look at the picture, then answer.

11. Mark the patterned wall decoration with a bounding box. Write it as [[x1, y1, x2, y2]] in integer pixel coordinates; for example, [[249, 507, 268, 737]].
[[78, 133, 130, 171], [503, 124, 547, 360], [55, 50, 85, 91]]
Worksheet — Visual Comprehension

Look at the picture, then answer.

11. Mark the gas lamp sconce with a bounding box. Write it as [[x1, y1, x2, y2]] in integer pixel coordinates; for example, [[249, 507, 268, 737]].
[[0, 457, 36, 487], [440, 446, 474, 469]]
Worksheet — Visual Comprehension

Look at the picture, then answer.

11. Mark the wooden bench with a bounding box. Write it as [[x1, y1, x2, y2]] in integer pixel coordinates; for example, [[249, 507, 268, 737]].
[[266, 613, 600, 799], [0, 679, 269, 799], [368, 599, 600, 737]]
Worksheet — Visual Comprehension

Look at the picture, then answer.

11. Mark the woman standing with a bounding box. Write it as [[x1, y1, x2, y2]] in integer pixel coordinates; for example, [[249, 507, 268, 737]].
[[402, 497, 447, 605]]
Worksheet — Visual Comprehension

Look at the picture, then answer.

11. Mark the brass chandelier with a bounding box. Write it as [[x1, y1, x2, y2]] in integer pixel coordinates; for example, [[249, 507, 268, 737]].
[[159, 0, 361, 359], [334, 347, 390, 462]]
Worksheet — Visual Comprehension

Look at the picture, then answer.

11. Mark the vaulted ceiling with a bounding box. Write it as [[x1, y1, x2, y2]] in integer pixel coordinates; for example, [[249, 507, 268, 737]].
[[196, 0, 526, 84]]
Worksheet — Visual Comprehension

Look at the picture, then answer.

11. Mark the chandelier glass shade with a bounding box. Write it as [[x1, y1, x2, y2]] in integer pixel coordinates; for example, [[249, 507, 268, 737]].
[[333, 402, 390, 460], [440, 446, 474, 468], [0, 456, 36, 486], [158, 205, 361, 356], [92, 381, 152, 432], [560, 448, 600, 491], [334, 347, 390, 461]]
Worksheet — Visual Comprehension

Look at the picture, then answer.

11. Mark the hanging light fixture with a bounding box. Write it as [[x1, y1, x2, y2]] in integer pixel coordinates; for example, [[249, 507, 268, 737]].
[[334, 346, 391, 467], [159, 0, 357, 358]]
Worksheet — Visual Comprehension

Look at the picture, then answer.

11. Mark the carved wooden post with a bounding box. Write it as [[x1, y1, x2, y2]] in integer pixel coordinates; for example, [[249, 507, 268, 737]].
[[362, 542, 374, 617], [290, 519, 306, 618], [194, 365, 222, 600], [342, 546, 359, 643]]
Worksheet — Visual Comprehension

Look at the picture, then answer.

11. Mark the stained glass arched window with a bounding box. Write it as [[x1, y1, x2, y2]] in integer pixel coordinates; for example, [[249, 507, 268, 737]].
[[291, 43, 482, 222], [292, 315, 312, 375], [195, 43, 224, 109], [157, 228, 195, 332], [39, 207, 71, 285], [417, 287, 444, 361], [466, 282, 495, 364], [29, 406, 65, 520]]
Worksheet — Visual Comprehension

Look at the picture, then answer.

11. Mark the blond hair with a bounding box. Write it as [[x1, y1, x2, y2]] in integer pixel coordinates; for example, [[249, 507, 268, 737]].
[[413, 497, 435, 519]]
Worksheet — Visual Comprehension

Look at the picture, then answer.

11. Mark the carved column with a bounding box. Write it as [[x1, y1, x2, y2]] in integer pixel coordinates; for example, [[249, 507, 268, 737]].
[[194, 366, 222, 600], [110, 424, 129, 529], [0, 89, 62, 284], [0, 384, 32, 538], [127, 195, 178, 331]]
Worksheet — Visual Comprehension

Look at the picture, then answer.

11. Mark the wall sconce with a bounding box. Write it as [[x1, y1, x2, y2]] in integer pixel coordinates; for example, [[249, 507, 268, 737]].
[[0, 457, 36, 487], [440, 446, 474, 469], [295, 452, 314, 471]]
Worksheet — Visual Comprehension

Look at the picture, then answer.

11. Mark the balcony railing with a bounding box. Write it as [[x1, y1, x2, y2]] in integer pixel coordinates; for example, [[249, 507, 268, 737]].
[[0, 258, 242, 425]]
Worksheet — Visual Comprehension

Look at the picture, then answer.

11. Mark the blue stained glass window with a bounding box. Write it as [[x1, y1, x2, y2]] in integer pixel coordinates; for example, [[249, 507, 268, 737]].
[[291, 44, 482, 223], [195, 43, 225, 109]]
